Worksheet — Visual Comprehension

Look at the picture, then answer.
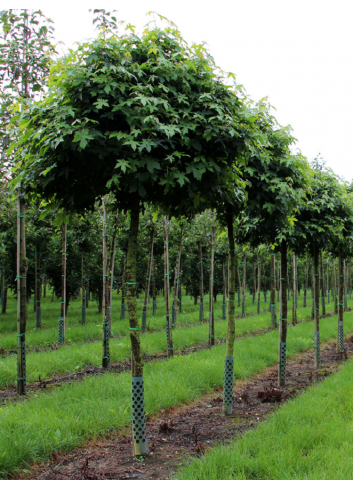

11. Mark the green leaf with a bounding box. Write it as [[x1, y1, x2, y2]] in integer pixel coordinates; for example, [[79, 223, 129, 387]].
[[146, 159, 161, 174], [73, 129, 94, 149], [115, 160, 130, 173], [93, 99, 110, 110]]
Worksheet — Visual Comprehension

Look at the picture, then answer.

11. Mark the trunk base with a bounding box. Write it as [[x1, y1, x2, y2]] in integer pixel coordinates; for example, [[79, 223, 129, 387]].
[[223, 356, 234, 415], [132, 376, 148, 456], [278, 342, 286, 387]]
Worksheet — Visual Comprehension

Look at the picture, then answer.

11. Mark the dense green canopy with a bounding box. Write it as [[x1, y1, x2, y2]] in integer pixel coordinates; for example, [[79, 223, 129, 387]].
[[11, 24, 264, 218]]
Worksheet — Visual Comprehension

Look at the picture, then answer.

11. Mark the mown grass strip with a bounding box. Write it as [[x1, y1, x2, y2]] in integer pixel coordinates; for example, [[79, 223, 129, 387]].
[[177, 349, 353, 480], [0, 292, 259, 350], [0, 311, 351, 478], [0, 313, 271, 388], [0, 296, 329, 389], [1, 289, 322, 349]]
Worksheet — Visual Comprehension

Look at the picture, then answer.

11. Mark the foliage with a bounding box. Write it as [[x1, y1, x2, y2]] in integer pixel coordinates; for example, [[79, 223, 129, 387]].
[[0, 9, 56, 181], [287, 163, 353, 257], [10, 20, 264, 219]]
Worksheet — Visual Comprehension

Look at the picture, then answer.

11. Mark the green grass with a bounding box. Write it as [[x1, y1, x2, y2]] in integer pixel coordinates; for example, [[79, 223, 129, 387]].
[[0, 292, 335, 389], [0, 290, 344, 389], [176, 348, 353, 480], [0, 290, 272, 350], [0, 310, 351, 478], [0, 310, 269, 388]]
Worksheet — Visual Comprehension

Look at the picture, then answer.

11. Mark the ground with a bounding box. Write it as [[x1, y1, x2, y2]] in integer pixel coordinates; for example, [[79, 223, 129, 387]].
[[12, 336, 352, 480]]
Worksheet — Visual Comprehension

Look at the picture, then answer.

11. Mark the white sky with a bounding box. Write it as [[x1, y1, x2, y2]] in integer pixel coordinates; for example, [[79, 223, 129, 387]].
[[7, 1, 353, 182]]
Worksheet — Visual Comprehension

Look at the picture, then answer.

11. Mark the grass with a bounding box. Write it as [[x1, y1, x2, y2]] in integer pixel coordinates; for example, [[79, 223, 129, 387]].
[[176, 349, 353, 480], [0, 291, 338, 389], [1, 288, 326, 351], [0, 310, 351, 477], [0, 310, 268, 388], [0, 290, 272, 350]]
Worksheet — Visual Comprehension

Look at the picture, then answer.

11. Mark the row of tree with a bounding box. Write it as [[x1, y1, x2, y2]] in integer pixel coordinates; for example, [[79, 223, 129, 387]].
[[1, 9, 353, 456]]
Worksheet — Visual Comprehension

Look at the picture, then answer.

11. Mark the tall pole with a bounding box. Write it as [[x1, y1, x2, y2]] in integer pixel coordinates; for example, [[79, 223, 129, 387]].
[[142, 226, 155, 332], [198, 240, 204, 323], [102, 201, 110, 369], [81, 253, 86, 325], [257, 253, 261, 314], [270, 253, 277, 327], [17, 187, 27, 395], [209, 226, 215, 345], [172, 227, 182, 327], [58, 223, 67, 344], [278, 240, 288, 387], [292, 253, 297, 325], [164, 218, 173, 357], [337, 251, 344, 352], [313, 246, 320, 368], [35, 246, 41, 328]]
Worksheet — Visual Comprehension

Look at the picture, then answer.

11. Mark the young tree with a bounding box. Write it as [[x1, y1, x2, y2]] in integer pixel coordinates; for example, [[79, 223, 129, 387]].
[[0, 9, 55, 394], [287, 162, 353, 367], [11, 17, 262, 454]]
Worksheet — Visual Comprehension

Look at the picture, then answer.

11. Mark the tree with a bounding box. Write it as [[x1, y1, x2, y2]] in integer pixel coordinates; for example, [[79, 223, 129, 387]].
[[286, 161, 353, 367], [11, 17, 263, 454], [0, 9, 56, 394]]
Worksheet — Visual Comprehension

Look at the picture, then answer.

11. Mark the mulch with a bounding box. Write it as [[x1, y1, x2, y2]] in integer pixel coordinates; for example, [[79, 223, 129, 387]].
[[12, 335, 353, 481]]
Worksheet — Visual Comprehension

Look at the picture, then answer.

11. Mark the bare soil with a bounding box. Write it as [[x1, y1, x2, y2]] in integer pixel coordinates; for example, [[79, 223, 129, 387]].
[[12, 335, 353, 481]]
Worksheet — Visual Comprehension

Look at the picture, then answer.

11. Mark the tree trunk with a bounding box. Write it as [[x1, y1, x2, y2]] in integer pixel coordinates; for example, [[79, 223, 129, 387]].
[[278, 240, 288, 387], [270, 253, 277, 327], [86, 280, 89, 309], [304, 256, 309, 307], [17, 191, 27, 395], [321, 254, 326, 315], [313, 246, 320, 368], [59, 223, 67, 345], [121, 257, 127, 319], [198, 240, 204, 323], [107, 214, 119, 333], [337, 251, 344, 353], [333, 259, 338, 314], [102, 201, 110, 369], [237, 261, 241, 307], [277, 259, 280, 302], [164, 218, 173, 357], [222, 262, 227, 321], [292, 253, 297, 325], [1, 272, 7, 314], [81, 253, 86, 325], [209, 226, 215, 345], [178, 274, 183, 313], [344, 259, 348, 312], [223, 214, 236, 415], [127, 200, 147, 456], [142, 227, 155, 331], [257, 253, 261, 314], [36, 247, 41, 327], [152, 258, 157, 316], [242, 253, 246, 317], [172, 228, 182, 327]]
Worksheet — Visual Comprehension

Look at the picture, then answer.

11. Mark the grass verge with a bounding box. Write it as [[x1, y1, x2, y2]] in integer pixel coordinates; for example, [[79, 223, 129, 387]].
[[176, 349, 353, 479], [0, 311, 351, 478], [0, 296, 331, 389]]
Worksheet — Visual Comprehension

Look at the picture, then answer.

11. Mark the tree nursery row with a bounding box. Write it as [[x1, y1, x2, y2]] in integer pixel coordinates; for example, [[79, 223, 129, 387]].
[[1, 9, 353, 479]]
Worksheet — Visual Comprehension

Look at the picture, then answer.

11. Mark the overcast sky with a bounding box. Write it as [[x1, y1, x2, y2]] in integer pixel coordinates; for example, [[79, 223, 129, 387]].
[[9, 1, 353, 182]]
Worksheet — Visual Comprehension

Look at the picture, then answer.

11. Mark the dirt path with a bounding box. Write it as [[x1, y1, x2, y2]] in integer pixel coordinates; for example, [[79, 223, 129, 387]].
[[12, 335, 353, 480]]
